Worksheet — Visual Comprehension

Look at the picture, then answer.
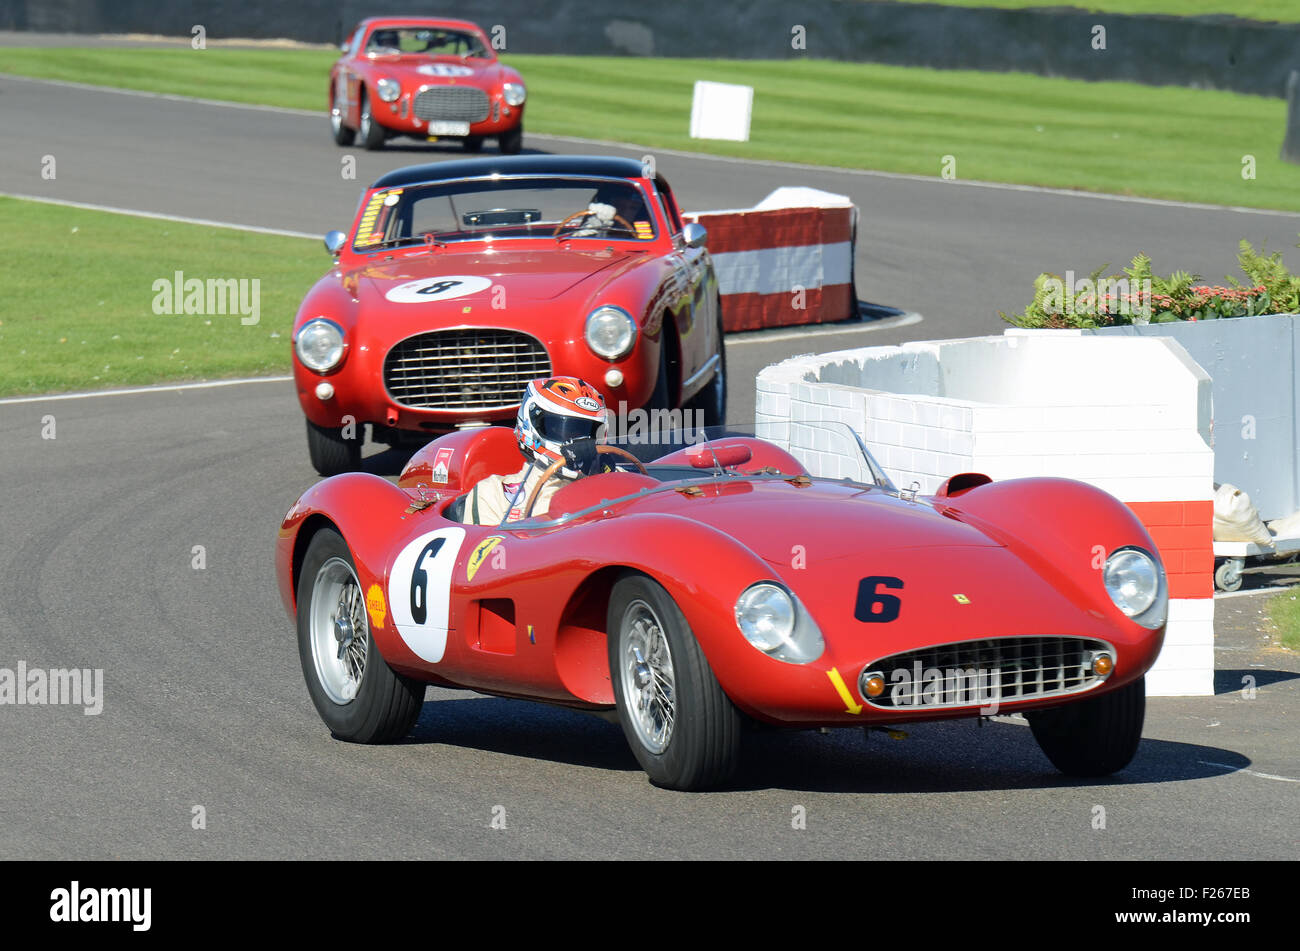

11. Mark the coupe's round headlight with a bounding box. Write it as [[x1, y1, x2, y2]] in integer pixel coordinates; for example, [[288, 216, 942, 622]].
[[376, 78, 401, 103], [735, 583, 795, 653], [1104, 548, 1161, 621], [295, 319, 345, 373], [585, 306, 636, 360], [503, 82, 526, 107]]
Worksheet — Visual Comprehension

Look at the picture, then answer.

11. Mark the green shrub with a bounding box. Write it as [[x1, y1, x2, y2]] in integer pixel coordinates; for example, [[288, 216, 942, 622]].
[[1001, 238, 1299, 328]]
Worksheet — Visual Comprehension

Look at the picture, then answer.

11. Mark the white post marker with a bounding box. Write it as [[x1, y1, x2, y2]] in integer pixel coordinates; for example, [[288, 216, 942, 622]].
[[689, 80, 754, 142]]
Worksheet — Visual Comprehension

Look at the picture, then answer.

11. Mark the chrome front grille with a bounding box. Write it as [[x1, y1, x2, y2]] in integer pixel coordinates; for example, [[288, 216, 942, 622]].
[[412, 86, 490, 122], [384, 329, 550, 411], [865, 636, 1111, 709]]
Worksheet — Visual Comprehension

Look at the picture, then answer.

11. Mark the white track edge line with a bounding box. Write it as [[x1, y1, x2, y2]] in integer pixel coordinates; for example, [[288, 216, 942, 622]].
[[0, 376, 294, 405], [0, 191, 318, 238]]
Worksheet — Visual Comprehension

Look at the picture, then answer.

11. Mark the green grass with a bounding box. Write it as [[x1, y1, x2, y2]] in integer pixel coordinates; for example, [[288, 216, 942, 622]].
[[1267, 590, 1300, 651], [904, 1, 1300, 24], [1, 47, 1296, 212], [0, 197, 324, 396]]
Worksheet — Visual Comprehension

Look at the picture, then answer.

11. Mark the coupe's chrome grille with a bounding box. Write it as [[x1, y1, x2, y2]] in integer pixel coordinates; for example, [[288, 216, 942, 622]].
[[384, 329, 550, 411], [413, 86, 489, 122], [864, 636, 1111, 709]]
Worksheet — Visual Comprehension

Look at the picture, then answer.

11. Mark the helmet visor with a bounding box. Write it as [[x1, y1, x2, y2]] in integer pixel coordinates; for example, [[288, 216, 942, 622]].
[[535, 410, 602, 443]]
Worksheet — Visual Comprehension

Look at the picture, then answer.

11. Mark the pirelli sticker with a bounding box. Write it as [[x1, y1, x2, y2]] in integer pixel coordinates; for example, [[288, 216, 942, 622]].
[[633, 220, 653, 239]]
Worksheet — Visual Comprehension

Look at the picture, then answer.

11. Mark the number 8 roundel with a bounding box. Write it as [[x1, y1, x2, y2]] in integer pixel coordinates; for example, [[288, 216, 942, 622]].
[[388, 527, 466, 663]]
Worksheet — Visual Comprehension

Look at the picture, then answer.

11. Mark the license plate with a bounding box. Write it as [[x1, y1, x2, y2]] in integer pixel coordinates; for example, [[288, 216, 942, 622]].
[[427, 120, 470, 136]]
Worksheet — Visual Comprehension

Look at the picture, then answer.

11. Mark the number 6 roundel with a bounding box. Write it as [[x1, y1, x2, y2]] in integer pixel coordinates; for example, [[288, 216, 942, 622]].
[[388, 527, 466, 663]]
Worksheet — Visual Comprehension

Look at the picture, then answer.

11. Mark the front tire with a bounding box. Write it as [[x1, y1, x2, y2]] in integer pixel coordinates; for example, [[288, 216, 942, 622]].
[[608, 573, 742, 790], [1027, 676, 1146, 777], [358, 88, 386, 151], [306, 418, 361, 476], [498, 123, 523, 154], [297, 528, 424, 743]]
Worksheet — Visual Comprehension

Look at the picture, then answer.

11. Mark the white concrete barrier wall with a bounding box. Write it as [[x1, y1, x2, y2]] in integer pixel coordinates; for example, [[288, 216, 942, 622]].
[[757, 334, 1215, 697]]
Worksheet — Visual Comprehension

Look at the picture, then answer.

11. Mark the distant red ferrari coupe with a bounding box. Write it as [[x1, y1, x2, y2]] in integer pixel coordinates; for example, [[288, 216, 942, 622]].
[[277, 421, 1168, 791], [292, 155, 724, 475], [330, 16, 525, 153]]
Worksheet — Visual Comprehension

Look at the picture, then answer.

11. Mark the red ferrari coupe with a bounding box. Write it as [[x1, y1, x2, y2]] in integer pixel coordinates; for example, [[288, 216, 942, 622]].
[[277, 421, 1168, 790], [293, 155, 724, 475], [330, 17, 525, 153]]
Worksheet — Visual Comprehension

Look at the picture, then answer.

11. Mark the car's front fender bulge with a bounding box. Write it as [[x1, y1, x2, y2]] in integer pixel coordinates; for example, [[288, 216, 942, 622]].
[[277, 473, 414, 620], [935, 477, 1169, 663], [549, 514, 788, 706]]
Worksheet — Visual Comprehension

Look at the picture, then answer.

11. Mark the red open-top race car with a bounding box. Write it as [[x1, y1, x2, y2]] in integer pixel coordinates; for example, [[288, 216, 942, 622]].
[[330, 16, 526, 153], [277, 421, 1167, 790]]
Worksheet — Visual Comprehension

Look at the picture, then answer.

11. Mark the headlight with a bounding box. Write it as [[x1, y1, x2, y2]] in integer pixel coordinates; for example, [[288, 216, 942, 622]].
[[376, 78, 401, 102], [585, 306, 636, 360], [1103, 547, 1166, 629], [735, 582, 824, 664], [295, 319, 345, 373], [503, 82, 526, 107]]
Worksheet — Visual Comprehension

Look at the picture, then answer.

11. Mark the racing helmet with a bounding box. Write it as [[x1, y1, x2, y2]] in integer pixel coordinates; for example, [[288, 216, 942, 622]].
[[516, 377, 609, 479]]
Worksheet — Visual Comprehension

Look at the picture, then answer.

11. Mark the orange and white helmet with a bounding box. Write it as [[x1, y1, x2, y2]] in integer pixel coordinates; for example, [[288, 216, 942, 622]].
[[516, 377, 609, 478]]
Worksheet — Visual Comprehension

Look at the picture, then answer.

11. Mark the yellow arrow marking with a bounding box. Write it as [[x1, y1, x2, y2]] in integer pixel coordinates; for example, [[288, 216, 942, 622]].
[[826, 667, 863, 715]]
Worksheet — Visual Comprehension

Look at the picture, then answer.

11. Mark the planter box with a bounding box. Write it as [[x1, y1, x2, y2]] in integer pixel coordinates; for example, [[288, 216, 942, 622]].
[[1016, 313, 1300, 522]]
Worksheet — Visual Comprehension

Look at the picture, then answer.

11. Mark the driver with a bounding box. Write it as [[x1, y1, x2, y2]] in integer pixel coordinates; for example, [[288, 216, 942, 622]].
[[368, 29, 400, 52], [570, 184, 647, 237], [461, 376, 609, 525]]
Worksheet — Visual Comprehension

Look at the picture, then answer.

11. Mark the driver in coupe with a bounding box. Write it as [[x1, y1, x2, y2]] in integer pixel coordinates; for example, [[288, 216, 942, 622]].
[[462, 376, 610, 525]]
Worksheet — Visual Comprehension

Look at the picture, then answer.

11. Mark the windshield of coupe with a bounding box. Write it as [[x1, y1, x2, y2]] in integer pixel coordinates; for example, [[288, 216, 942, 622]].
[[366, 27, 488, 58], [352, 177, 657, 251]]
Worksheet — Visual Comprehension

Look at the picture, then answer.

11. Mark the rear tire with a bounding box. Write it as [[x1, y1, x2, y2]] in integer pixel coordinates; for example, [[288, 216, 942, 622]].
[[358, 88, 386, 151], [462, 135, 485, 152], [608, 573, 742, 790], [296, 528, 424, 743], [1027, 676, 1146, 776], [498, 123, 523, 154], [330, 85, 355, 146], [306, 419, 361, 476]]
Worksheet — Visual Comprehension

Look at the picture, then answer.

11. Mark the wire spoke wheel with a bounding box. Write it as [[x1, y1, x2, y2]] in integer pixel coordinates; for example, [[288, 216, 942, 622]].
[[607, 573, 742, 789], [620, 600, 677, 753], [308, 556, 369, 705]]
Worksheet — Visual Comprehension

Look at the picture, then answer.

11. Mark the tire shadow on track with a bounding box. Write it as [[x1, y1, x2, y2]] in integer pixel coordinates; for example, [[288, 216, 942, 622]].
[[391, 693, 1255, 794]]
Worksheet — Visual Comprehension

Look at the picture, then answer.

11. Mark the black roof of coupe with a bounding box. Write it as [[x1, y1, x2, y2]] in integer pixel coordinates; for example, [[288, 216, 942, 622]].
[[371, 155, 649, 189]]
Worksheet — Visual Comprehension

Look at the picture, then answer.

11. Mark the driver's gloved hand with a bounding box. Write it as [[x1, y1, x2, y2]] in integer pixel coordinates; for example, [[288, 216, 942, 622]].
[[561, 437, 601, 476]]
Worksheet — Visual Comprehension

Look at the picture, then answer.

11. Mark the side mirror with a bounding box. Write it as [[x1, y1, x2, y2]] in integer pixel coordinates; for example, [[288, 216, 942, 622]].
[[324, 230, 347, 255], [339, 42, 350, 53], [682, 222, 707, 249]]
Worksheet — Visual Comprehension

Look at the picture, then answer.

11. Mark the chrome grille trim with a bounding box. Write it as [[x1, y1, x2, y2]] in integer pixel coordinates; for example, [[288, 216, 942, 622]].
[[413, 86, 490, 123], [864, 635, 1113, 710], [383, 328, 550, 411]]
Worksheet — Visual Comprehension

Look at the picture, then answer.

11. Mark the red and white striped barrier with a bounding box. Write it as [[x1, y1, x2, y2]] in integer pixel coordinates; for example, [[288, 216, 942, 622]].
[[685, 187, 857, 332]]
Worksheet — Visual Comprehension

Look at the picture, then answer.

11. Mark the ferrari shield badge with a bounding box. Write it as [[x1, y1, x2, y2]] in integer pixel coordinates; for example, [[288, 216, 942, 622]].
[[466, 536, 504, 581]]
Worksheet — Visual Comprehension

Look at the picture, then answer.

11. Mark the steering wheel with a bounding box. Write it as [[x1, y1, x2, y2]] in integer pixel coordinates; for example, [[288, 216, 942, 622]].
[[522, 445, 648, 518], [553, 210, 637, 238]]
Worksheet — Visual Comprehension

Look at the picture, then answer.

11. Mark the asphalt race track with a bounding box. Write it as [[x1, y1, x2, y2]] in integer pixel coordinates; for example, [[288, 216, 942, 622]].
[[1, 74, 1299, 859]]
